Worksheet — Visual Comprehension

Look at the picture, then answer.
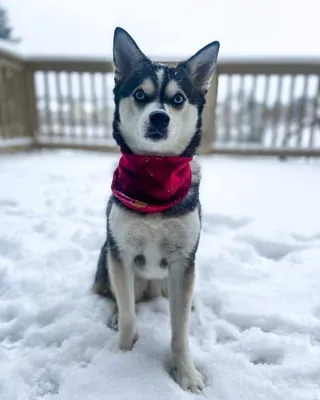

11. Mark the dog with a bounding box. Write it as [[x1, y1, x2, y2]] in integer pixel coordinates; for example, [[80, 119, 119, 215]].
[[93, 27, 220, 393]]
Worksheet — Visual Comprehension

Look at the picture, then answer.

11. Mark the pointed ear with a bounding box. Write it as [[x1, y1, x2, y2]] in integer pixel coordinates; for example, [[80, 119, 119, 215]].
[[181, 41, 220, 92], [113, 27, 146, 82]]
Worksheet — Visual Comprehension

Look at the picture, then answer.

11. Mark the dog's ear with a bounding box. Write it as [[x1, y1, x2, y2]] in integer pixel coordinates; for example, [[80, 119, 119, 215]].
[[113, 27, 146, 82], [181, 41, 220, 92]]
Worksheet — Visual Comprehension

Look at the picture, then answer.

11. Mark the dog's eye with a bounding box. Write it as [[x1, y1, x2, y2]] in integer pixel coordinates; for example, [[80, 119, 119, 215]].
[[134, 89, 146, 102], [172, 93, 185, 106]]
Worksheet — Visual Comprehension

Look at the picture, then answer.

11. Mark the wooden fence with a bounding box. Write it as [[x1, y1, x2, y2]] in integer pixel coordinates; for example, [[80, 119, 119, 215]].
[[0, 48, 37, 153], [214, 59, 320, 156], [0, 47, 319, 157]]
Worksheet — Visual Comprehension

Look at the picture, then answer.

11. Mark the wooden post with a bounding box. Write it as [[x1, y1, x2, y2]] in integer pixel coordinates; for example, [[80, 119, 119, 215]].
[[199, 70, 219, 154], [0, 67, 9, 139], [23, 66, 39, 142]]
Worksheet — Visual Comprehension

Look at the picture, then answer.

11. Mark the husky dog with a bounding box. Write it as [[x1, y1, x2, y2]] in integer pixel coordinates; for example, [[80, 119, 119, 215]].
[[93, 27, 219, 393]]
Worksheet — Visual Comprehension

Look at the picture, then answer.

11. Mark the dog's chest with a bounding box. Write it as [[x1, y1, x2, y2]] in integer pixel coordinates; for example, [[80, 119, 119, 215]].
[[109, 203, 200, 279]]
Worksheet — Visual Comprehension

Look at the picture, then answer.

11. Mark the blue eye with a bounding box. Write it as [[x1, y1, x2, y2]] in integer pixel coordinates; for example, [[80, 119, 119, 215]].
[[172, 93, 185, 105], [134, 89, 146, 101]]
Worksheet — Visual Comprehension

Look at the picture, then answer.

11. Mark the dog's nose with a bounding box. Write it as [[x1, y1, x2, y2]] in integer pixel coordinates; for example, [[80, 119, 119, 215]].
[[149, 111, 170, 131]]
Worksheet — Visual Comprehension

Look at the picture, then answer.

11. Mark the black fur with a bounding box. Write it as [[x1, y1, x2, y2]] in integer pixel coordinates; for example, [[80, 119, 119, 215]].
[[94, 239, 108, 288], [93, 197, 118, 297]]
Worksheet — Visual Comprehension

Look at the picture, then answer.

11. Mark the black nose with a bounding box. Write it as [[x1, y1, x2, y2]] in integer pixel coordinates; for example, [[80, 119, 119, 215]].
[[149, 111, 170, 131]]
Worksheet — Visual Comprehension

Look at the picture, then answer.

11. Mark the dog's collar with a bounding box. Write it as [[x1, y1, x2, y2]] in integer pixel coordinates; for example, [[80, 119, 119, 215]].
[[111, 152, 192, 213]]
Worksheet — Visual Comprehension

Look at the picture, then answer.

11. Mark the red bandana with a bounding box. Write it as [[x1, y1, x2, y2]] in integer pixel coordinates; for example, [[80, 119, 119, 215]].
[[111, 153, 192, 213]]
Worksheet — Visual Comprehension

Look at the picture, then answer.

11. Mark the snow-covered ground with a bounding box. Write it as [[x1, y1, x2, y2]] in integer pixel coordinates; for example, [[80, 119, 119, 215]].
[[1, 151, 320, 400]]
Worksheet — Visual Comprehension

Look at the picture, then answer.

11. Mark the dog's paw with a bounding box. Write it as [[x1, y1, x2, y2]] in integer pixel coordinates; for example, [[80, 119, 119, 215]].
[[107, 312, 119, 331], [117, 331, 138, 352], [110, 333, 138, 353], [174, 366, 205, 394]]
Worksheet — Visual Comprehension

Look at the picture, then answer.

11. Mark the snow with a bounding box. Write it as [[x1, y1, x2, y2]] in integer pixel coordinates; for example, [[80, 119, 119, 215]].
[[0, 39, 22, 58], [1, 151, 320, 400], [0, 138, 32, 148]]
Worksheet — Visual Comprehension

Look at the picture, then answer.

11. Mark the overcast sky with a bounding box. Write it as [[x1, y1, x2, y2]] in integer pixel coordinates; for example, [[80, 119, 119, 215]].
[[4, 0, 320, 59]]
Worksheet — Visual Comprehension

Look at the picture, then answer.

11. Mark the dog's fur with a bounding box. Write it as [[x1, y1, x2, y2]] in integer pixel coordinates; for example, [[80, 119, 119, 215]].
[[93, 27, 219, 393]]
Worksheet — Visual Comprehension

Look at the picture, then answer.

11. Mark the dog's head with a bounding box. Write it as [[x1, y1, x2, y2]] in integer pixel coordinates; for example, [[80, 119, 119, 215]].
[[112, 27, 220, 156]]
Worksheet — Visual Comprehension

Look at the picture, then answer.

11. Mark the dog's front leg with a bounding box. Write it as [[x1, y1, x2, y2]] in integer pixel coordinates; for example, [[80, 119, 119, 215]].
[[108, 252, 137, 351], [169, 262, 204, 393]]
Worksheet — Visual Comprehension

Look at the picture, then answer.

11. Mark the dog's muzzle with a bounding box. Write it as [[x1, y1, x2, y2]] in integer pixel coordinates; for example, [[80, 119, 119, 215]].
[[145, 110, 170, 141]]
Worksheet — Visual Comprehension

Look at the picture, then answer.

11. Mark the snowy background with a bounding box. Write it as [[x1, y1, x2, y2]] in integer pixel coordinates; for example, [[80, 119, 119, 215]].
[[1, 151, 320, 399]]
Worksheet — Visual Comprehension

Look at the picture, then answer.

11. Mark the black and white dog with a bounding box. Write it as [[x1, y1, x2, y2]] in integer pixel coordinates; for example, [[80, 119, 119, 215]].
[[93, 27, 219, 393]]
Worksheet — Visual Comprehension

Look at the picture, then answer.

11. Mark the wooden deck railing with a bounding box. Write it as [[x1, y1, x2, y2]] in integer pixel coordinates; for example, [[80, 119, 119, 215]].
[[0, 48, 36, 152], [27, 57, 116, 152], [215, 58, 320, 156], [0, 47, 319, 157]]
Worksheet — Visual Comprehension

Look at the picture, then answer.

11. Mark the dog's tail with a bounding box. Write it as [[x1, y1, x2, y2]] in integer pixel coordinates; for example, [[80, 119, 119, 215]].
[[92, 240, 114, 298]]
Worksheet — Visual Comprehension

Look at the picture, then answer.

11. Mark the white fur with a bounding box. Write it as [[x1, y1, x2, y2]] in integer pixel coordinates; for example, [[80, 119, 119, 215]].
[[109, 204, 200, 280], [140, 78, 156, 96], [156, 69, 164, 87], [165, 80, 180, 98]]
